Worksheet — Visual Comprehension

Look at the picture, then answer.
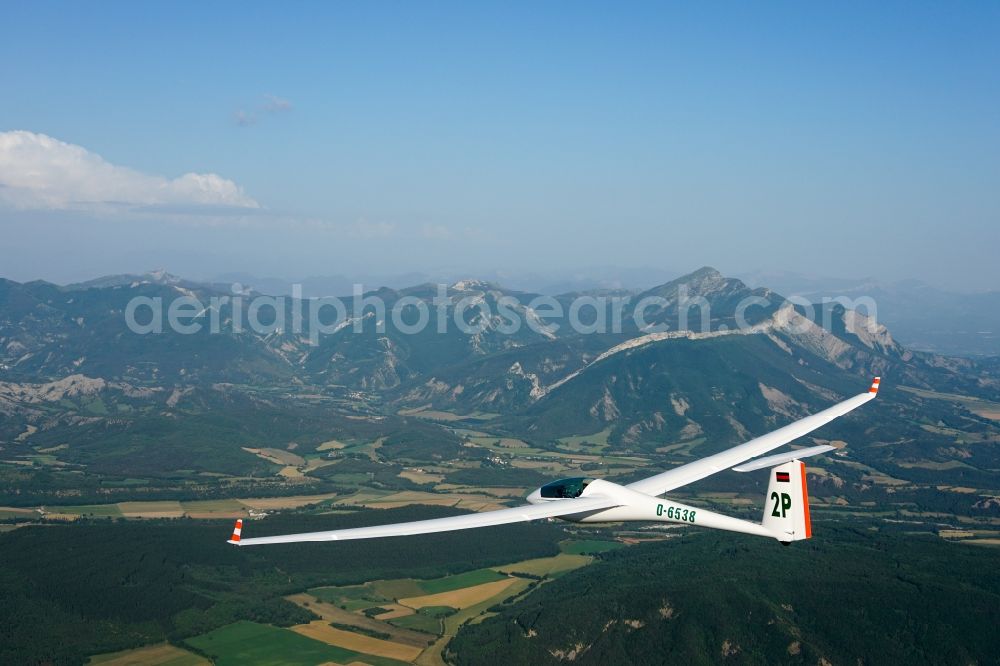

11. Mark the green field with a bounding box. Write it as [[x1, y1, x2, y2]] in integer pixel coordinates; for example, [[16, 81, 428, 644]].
[[371, 578, 427, 601], [308, 583, 389, 611], [559, 539, 625, 555], [388, 606, 456, 635], [185, 621, 408, 666], [417, 568, 507, 594], [58, 504, 124, 517], [557, 428, 613, 451]]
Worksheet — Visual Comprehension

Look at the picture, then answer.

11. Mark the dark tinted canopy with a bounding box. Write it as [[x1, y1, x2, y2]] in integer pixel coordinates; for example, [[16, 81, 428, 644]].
[[539, 477, 595, 499]]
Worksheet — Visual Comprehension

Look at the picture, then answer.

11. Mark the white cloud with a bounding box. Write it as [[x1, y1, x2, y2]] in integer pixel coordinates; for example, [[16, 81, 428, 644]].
[[233, 110, 257, 127], [263, 95, 292, 113], [421, 223, 454, 240], [235, 96, 291, 127], [0, 130, 259, 211], [418, 224, 493, 242], [349, 218, 395, 238]]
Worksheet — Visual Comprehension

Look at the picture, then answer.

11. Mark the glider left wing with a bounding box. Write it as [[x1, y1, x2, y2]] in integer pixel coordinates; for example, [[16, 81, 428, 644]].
[[230, 495, 618, 546]]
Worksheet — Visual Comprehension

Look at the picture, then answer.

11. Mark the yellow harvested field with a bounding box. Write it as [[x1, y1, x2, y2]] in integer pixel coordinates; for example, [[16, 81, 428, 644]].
[[36, 442, 67, 453], [899, 386, 1000, 422], [366, 497, 456, 508], [511, 460, 563, 470], [242, 447, 306, 466], [439, 486, 527, 498], [363, 490, 459, 504], [896, 460, 972, 471], [303, 458, 336, 472], [317, 439, 348, 451], [88, 642, 209, 665], [493, 553, 592, 577], [40, 512, 81, 521], [290, 621, 424, 662], [181, 499, 246, 518], [360, 490, 508, 512], [399, 469, 445, 484], [456, 500, 508, 511], [284, 594, 430, 647], [366, 498, 506, 512], [0, 506, 38, 517], [278, 466, 306, 478], [338, 489, 392, 503], [400, 577, 516, 610], [373, 604, 414, 620], [118, 501, 184, 518], [397, 407, 465, 421], [415, 577, 537, 666]]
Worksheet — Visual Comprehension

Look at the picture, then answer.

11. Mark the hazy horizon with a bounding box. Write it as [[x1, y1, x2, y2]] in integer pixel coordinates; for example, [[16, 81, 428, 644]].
[[3, 262, 998, 299], [2, 3, 998, 291]]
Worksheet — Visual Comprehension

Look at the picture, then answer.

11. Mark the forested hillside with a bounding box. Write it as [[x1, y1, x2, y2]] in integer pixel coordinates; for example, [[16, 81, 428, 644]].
[[450, 526, 1000, 665]]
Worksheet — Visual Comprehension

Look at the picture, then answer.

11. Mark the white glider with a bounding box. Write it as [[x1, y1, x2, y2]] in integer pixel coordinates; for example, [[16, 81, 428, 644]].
[[228, 377, 881, 546]]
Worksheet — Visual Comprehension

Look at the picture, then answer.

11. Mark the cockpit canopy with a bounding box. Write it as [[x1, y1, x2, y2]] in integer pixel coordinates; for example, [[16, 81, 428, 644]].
[[539, 477, 595, 499]]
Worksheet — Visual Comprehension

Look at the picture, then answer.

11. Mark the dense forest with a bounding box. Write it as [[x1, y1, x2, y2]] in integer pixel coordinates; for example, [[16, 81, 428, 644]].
[[449, 524, 1000, 665], [0, 507, 564, 665]]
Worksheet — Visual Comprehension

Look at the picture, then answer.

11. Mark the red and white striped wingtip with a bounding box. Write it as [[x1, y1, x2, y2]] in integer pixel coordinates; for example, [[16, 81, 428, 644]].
[[869, 377, 881, 394], [227, 519, 243, 545]]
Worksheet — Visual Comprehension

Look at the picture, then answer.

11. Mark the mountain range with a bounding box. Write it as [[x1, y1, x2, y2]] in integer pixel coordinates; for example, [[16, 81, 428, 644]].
[[740, 270, 1000, 357], [1, 266, 998, 502]]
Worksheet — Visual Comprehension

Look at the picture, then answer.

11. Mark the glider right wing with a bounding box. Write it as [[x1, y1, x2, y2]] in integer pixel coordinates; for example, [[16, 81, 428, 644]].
[[626, 377, 880, 497]]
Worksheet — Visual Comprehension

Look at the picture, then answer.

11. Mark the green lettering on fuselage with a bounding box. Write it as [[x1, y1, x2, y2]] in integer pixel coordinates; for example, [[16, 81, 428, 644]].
[[656, 503, 696, 523]]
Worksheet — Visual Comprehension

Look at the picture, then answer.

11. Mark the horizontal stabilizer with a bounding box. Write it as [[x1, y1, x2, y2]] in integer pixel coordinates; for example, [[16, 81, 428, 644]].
[[732, 444, 835, 472]]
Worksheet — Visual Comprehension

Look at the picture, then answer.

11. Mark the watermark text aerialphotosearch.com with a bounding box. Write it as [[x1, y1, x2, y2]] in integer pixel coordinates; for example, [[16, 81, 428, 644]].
[[125, 282, 880, 346]]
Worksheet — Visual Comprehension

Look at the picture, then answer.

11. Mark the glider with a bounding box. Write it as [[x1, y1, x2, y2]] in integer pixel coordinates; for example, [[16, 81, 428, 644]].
[[228, 377, 880, 546]]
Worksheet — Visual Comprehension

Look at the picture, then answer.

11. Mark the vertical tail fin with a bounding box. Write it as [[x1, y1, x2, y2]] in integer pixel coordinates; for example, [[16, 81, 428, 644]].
[[761, 461, 811, 543]]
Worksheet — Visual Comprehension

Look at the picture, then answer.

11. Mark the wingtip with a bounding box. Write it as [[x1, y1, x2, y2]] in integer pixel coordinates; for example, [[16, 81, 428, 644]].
[[868, 376, 881, 395], [229, 518, 243, 544]]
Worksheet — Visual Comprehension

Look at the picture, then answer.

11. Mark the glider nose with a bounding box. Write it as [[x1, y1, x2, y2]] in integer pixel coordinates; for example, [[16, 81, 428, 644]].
[[526, 488, 543, 504]]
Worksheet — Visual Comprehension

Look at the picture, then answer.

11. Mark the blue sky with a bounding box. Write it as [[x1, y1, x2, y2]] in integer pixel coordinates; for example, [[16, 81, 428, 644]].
[[1, 1, 998, 289]]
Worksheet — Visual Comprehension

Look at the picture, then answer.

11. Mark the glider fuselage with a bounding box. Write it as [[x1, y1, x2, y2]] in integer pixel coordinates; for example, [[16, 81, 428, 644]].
[[527, 477, 775, 538]]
